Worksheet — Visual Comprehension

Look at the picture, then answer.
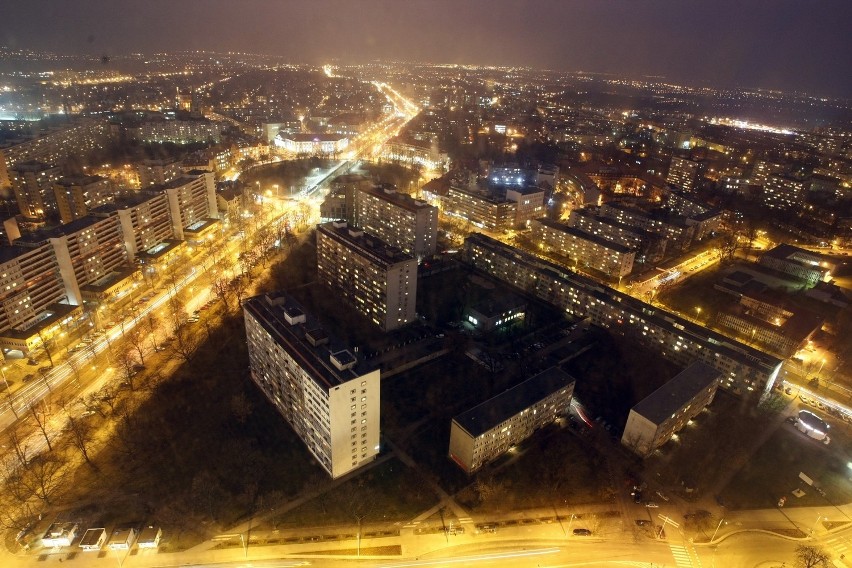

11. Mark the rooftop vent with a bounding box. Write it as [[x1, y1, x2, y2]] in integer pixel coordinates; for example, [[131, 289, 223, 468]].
[[330, 349, 356, 371]]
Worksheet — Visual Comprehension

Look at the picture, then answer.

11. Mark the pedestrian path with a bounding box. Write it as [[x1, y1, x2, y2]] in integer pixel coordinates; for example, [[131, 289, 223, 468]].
[[669, 543, 701, 568]]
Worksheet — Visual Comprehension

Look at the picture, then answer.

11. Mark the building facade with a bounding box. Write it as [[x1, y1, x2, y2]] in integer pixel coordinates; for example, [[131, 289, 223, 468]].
[[449, 367, 575, 473], [622, 362, 721, 456], [10, 161, 63, 220], [243, 293, 380, 479], [443, 186, 516, 233], [138, 159, 183, 188], [354, 185, 438, 260], [160, 171, 218, 240], [530, 218, 636, 278], [53, 175, 113, 224], [316, 221, 417, 331], [463, 233, 782, 396]]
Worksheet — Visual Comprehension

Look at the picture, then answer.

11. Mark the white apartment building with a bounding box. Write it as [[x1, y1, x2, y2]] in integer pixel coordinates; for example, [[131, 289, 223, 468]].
[[316, 221, 417, 332], [449, 367, 575, 473], [443, 186, 516, 233], [138, 159, 183, 188], [622, 362, 721, 456], [567, 208, 647, 249], [0, 243, 65, 338], [160, 171, 218, 240], [354, 185, 438, 260], [530, 218, 636, 278], [10, 160, 63, 220], [243, 293, 380, 479], [53, 175, 113, 224]]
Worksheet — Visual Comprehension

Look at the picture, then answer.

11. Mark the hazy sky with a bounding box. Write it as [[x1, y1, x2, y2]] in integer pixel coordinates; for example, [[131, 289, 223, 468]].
[[2, 0, 850, 96]]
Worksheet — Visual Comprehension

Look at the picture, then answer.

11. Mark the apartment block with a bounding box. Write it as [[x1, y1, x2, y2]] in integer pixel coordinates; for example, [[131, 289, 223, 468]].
[[666, 156, 702, 192], [131, 119, 223, 145], [138, 159, 183, 188], [599, 202, 694, 250], [0, 118, 109, 190], [316, 221, 417, 331], [505, 186, 545, 227], [0, 243, 65, 338], [53, 175, 113, 224], [160, 171, 218, 240], [763, 174, 809, 210], [10, 161, 63, 220], [530, 218, 636, 278], [444, 186, 516, 232], [622, 362, 721, 457], [463, 233, 782, 396], [243, 293, 380, 479], [354, 185, 438, 260], [94, 191, 176, 263], [566, 208, 647, 249], [449, 367, 575, 473]]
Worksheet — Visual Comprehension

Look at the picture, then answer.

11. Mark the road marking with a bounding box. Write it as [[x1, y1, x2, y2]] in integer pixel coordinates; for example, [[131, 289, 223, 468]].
[[669, 544, 694, 568]]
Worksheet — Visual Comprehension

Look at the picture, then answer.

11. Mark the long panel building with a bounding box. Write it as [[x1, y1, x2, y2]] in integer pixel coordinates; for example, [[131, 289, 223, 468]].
[[463, 233, 782, 396], [243, 293, 380, 479], [621, 362, 721, 456], [316, 221, 417, 332], [449, 367, 575, 474], [530, 218, 636, 278]]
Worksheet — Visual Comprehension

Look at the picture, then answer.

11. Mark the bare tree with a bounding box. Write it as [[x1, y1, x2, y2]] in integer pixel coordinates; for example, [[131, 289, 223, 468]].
[[80, 392, 106, 418], [170, 321, 198, 363], [66, 355, 82, 386], [11, 453, 67, 506], [8, 428, 30, 468], [145, 313, 161, 352], [795, 544, 830, 568], [5, 390, 19, 420], [211, 277, 233, 312], [66, 416, 97, 468], [116, 348, 139, 391], [35, 329, 54, 366], [99, 383, 120, 415], [28, 401, 53, 452], [125, 325, 147, 365]]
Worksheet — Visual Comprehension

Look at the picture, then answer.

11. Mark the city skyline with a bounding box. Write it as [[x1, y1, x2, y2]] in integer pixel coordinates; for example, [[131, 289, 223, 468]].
[[1, 0, 851, 97]]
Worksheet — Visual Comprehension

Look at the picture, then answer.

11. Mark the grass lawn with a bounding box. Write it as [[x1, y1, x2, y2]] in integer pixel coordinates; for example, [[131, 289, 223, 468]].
[[268, 458, 439, 528], [455, 422, 610, 514], [721, 417, 852, 510]]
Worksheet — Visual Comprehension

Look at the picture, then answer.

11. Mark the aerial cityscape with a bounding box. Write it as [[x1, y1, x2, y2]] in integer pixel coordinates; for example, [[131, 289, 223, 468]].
[[0, 2, 851, 568]]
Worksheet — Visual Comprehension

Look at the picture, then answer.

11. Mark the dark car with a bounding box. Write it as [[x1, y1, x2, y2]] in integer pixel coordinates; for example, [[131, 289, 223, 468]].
[[572, 528, 592, 536], [632, 491, 643, 504]]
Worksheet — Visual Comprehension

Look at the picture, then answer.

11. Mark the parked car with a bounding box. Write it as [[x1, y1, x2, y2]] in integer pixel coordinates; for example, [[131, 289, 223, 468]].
[[645, 501, 659, 508], [572, 528, 592, 536]]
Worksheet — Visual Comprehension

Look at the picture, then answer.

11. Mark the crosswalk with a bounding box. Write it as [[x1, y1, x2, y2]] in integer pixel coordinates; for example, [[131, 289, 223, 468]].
[[823, 534, 850, 559], [669, 543, 702, 568]]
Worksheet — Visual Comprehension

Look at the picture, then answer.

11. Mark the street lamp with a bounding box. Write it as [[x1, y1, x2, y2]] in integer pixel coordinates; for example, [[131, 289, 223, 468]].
[[695, 306, 702, 320], [810, 514, 824, 536], [711, 518, 726, 542]]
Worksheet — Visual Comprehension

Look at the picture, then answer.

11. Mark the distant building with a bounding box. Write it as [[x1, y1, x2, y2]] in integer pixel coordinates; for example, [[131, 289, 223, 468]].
[[274, 133, 349, 155], [243, 293, 380, 479], [449, 367, 576, 473], [316, 221, 417, 331], [530, 218, 636, 278], [354, 185, 438, 260], [53, 175, 113, 224], [138, 158, 183, 188], [622, 362, 721, 457], [9, 160, 63, 220], [598, 202, 694, 250], [505, 186, 546, 227], [131, 118, 223, 144], [666, 156, 702, 192], [763, 174, 809, 210]]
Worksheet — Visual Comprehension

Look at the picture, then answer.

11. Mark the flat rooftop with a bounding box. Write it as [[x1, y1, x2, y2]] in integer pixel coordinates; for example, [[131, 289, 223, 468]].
[[243, 293, 374, 391], [359, 185, 435, 213], [317, 221, 414, 268], [631, 361, 721, 425], [453, 367, 575, 438]]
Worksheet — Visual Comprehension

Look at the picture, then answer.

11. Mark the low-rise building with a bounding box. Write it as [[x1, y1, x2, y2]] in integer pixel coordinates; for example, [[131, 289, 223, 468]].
[[41, 521, 78, 548], [137, 526, 163, 549], [758, 244, 832, 287], [621, 362, 721, 456], [449, 367, 575, 473], [78, 528, 107, 551], [107, 527, 137, 550]]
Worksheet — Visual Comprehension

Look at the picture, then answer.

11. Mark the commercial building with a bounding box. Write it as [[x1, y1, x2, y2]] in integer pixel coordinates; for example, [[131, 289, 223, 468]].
[[9, 160, 63, 220], [53, 175, 113, 224], [243, 293, 380, 479], [530, 218, 636, 278], [758, 244, 831, 287], [354, 185, 438, 260], [274, 133, 349, 155], [621, 362, 721, 456], [463, 233, 782, 396], [138, 159, 183, 188], [316, 221, 417, 331], [449, 367, 575, 473]]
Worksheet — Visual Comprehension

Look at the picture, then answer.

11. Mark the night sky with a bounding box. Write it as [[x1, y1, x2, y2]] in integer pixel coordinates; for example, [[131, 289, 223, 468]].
[[2, 0, 850, 97]]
